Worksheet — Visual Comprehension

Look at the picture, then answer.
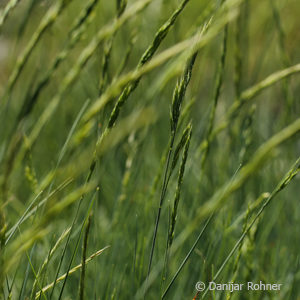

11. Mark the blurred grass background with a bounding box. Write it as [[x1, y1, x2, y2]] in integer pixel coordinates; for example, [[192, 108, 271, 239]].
[[0, 0, 299, 299]]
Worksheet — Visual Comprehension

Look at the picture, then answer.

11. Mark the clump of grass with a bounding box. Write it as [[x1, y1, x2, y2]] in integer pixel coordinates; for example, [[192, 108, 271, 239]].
[[0, 0, 300, 299]]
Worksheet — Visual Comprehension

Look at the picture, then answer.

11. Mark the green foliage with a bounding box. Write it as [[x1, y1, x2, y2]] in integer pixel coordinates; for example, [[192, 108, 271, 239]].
[[0, 0, 299, 299]]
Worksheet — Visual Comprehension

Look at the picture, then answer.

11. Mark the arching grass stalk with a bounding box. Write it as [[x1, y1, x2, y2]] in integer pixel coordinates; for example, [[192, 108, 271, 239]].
[[29, 228, 71, 300], [226, 64, 300, 126], [35, 246, 110, 299]]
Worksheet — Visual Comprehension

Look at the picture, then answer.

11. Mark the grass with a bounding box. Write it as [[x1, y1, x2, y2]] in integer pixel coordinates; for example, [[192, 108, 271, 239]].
[[0, 0, 299, 299]]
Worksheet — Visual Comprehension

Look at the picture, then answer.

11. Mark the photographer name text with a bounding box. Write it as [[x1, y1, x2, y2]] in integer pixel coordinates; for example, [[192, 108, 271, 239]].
[[195, 281, 282, 293]]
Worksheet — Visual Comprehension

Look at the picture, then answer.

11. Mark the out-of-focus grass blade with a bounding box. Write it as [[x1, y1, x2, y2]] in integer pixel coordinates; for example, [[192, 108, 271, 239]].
[[35, 246, 110, 299]]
